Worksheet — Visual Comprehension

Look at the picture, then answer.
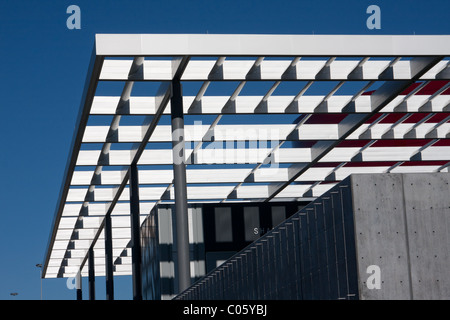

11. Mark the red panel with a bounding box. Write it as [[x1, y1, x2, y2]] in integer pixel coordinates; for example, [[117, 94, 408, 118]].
[[403, 113, 430, 124], [432, 139, 450, 147], [379, 113, 408, 124], [425, 113, 450, 123], [416, 80, 450, 95], [304, 114, 348, 124], [312, 162, 343, 168], [344, 161, 397, 167], [364, 113, 384, 124], [371, 139, 433, 147], [401, 160, 448, 166], [336, 140, 370, 148], [443, 87, 450, 95], [400, 82, 422, 95]]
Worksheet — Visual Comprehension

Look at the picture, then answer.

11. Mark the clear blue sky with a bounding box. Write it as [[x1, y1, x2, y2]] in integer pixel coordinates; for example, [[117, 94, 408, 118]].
[[0, 0, 449, 300]]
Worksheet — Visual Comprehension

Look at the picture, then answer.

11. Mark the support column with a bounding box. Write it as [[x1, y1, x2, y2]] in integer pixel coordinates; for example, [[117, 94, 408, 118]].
[[76, 271, 82, 300], [88, 247, 95, 300], [171, 79, 191, 292], [129, 163, 143, 300], [104, 213, 114, 300]]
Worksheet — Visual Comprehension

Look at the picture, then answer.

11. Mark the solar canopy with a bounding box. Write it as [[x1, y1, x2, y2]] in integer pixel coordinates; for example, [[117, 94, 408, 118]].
[[43, 34, 450, 279]]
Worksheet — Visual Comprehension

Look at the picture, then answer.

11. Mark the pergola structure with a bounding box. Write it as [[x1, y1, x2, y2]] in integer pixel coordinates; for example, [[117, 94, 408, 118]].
[[43, 34, 450, 300]]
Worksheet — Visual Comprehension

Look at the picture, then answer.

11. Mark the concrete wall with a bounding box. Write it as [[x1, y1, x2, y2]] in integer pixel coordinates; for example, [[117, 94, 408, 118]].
[[351, 173, 450, 300]]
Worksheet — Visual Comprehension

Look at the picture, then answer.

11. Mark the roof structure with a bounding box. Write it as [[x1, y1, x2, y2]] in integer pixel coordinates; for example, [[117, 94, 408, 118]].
[[43, 34, 450, 280]]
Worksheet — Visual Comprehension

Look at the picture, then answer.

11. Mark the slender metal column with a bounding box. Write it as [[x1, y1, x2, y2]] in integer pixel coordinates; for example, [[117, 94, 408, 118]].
[[129, 163, 143, 300], [76, 271, 82, 300], [104, 213, 114, 300], [88, 247, 95, 300], [171, 79, 191, 292]]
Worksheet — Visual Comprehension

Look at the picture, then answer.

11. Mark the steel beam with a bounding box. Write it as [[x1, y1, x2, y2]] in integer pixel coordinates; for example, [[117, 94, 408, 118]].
[[76, 271, 82, 300], [129, 163, 143, 300], [104, 213, 114, 300], [88, 247, 95, 300], [171, 79, 191, 293]]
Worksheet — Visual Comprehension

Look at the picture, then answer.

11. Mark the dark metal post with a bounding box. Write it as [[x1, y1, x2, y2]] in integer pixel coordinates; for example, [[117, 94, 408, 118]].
[[88, 247, 95, 300], [104, 213, 114, 300], [76, 271, 82, 300], [130, 163, 143, 300], [171, 79, 191, 292]]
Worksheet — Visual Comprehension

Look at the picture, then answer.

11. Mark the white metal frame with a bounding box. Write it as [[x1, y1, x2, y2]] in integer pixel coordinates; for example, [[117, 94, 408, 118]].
[[43, 34, 450, 280]]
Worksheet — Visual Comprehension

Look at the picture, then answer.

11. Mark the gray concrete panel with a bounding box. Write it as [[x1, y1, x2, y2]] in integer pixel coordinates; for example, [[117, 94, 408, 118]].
[[402, 173, 450, 300], [351, 174, 412, 300]]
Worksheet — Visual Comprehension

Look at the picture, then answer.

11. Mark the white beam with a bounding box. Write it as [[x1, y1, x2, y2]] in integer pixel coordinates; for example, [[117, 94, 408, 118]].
[[90, 94, 450, 115], [96, 34, 450, 56]]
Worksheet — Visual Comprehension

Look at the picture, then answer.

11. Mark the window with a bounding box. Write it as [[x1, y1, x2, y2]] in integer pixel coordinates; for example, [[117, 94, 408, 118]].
[[271, 206, 286, 227], [244, 207, 260, 242], [214, 207, 233, 242]]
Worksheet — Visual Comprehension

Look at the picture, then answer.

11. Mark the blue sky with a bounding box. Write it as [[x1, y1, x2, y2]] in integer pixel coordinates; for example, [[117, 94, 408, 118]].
[[0, 0, 449, 300]]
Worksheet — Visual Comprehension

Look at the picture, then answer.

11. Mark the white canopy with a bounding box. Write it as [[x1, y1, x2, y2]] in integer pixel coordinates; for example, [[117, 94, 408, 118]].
[[43, 34, 450, 279]]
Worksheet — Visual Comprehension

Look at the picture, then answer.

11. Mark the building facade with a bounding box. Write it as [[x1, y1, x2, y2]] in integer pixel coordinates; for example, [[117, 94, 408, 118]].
[[141, 201, 307, 299]]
